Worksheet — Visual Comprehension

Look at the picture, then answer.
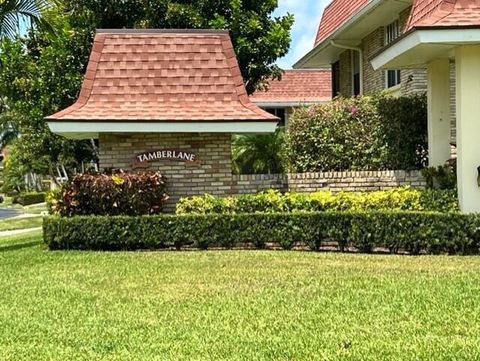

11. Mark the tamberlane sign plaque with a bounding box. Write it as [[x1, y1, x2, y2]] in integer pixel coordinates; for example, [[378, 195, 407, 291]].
[[133, 149, 198, 169]]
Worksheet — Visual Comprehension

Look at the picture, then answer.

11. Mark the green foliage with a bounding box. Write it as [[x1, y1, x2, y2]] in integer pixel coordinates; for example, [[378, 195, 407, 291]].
[[176, 188, 459, 214], [0, 16, 97, 177], [63, 0, 294, 94], [286, 94, 428, 172], [422, 161, 457, 190], [44, 211, 480, 254], [0, 144, 27, 193], [11, 191, 45, 205], [232, 127, 286, 174], [54, 171, 168, 216], [0, 0, 55, 38], [45, 187, 61, 214]]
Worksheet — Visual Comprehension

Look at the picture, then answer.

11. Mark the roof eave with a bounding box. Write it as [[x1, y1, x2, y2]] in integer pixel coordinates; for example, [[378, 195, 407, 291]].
[[371, 27, 480, 70], [47, 120, 279, 139], [252, 100, 329, 107], [294, 0, 385, 69]]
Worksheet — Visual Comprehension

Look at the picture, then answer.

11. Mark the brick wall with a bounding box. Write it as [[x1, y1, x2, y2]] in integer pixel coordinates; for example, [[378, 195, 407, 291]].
[[99, 133, 233, 210], [232, 170, 426, 194], [335, 6, 427, 97], [362, 28, 385, 94], [98, 133, 426, 211]]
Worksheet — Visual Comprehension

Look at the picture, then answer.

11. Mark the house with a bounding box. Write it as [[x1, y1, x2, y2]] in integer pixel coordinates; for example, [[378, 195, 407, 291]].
[[45, 29, 278, 207], [295, 0, 432, 99], [298, 0, 480, 213], [249, 69, 332, 126]]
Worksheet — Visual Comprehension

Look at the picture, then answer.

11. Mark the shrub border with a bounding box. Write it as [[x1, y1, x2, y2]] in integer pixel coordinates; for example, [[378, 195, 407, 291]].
[[43, 212, 480, 255]]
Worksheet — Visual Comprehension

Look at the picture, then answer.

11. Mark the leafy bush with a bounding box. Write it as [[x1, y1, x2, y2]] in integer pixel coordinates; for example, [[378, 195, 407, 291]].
[[12, 192, 46, 206], [43, 211, 480, 255], [54, 170, 168, 216], [176, 188, 459, 214], [286, 93, 427, 172], [422, 160, 457, 190], [46, 188, 62, 215], [232, 127, 286, 174]]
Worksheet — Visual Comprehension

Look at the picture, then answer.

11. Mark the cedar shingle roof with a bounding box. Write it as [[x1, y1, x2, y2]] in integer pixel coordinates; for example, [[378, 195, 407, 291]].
[[47, 30, 277, 122], [250, 70, 331, 104], [406, 0, 480, 30], [315, 0, 370, 46]]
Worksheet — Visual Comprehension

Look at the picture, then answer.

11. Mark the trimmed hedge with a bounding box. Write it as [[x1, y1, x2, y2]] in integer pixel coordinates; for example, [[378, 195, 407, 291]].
[[12, 192, 46, 206], [43, 211, 480, 255], [176, 188, 459, 214]]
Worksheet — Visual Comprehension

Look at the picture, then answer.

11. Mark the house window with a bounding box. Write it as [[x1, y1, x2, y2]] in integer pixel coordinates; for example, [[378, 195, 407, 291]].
[[385, 20, 401, 88], [351, 51, 361, 96], [265, 108, 286, 127], [332, 61, 340, 97]]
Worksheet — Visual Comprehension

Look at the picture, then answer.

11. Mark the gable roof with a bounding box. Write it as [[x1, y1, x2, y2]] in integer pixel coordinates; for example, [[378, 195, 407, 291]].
[[250, 70, 332, 105], [406, 0, 480, 30], [46, 29, 277, 122], [315, 0, 370, 46]]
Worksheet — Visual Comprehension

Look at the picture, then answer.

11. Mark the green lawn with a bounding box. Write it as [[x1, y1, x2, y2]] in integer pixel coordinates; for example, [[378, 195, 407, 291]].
[[0, 216, 43, 231], [1, 232, 480, 360]]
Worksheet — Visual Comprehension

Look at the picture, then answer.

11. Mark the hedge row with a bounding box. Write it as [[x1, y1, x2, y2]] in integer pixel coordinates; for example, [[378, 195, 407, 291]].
[[176, 188, 459, 214], [12, 192, 46, 206], [43, 211, 480, 254]]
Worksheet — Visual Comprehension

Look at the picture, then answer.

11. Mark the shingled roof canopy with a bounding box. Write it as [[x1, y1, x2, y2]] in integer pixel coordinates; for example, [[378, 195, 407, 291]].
[[47, 29, 278, 139], [250, 69, 332, 106]]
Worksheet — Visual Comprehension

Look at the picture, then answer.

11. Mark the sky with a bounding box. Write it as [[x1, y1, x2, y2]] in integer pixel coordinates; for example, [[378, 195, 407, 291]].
[[273, 0, 330, 69]]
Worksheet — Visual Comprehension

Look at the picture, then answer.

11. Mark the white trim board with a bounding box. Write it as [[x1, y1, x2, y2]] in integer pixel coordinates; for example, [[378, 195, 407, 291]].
[[47, 121, 279, 139]]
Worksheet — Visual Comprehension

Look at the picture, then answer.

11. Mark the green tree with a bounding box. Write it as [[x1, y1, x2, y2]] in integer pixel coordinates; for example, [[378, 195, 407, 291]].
[[0, 14, 96, 179], [232, 127, 285, 174], [0, 0, 54, 38]]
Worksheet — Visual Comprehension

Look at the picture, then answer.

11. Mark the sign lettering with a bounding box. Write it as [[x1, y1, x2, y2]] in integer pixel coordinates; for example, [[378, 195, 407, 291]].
[[133, 149, 198, 168]]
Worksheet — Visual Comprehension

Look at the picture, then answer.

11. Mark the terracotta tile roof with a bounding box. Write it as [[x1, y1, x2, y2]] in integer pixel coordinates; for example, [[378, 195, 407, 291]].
[[315, 0, 370, 46], [250, 70, 331, 104], [406, 0, 480, 30], [47, 30, 277, 122]]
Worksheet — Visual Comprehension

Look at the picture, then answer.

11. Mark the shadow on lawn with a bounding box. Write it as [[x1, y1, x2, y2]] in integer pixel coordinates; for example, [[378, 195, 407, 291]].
[[0, 241, 42, 253]]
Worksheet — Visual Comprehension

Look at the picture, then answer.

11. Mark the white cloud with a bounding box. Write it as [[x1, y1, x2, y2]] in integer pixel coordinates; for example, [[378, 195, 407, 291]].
[[274, 0, 331, 68]]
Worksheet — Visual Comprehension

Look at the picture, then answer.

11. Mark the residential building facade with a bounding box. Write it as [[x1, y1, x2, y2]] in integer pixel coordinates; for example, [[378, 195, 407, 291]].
[[296, 0, 428, 98]]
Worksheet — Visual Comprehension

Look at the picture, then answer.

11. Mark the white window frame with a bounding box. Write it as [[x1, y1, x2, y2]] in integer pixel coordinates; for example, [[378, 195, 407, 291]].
[[384, 19, 402, 89]]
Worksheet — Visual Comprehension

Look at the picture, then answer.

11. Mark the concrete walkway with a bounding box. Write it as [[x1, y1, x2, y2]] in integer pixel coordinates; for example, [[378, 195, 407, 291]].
[[0, 208, 22, 219], [0, 227, 42, 237]]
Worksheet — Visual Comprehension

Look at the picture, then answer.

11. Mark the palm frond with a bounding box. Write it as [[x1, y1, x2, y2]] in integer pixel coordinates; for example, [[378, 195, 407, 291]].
[[0, 0, 55, 38]]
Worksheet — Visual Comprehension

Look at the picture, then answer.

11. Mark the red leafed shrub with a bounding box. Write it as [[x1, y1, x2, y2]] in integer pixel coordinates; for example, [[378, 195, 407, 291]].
[[55, 170, 168, 216]]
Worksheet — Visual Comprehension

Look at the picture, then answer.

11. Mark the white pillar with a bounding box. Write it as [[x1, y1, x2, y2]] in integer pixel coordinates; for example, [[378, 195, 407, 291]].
[[427, 58, 451, 167], [456, 45, 480, 213]]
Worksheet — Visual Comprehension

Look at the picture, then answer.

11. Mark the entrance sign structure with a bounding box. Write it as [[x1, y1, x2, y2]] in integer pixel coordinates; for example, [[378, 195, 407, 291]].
[[46, 29, 278, 206]]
